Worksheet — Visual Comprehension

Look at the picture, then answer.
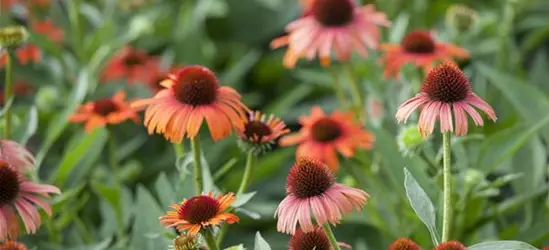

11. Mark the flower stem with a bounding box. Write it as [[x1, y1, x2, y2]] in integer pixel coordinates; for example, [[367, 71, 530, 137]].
[[3, 52, 13, 138], [237, 150, 255, 195], [344, 64, 364, 120], [191, 136, 203, 194], [107, 130, 125, 240], [329, 68, 350, 109], [322, 223, 342, 250], [204, 228, 219, 250], [442, 132, 452, 242], [173, 142, 185, 158]]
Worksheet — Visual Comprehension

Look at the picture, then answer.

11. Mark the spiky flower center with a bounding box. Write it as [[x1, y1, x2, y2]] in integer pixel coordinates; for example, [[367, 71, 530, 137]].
[[311, 118, 342, 142], [420, 63, 471, 103], [178, 195, 219, 224], [0, 162, 20, 207], [312, 0, 355, 27], [0, 241, 28, 250], [287, 158, 335, 198], [93, 99, 119, 116], [173, 66, 219, 106], [401, 31, 436, 54], [244, 121, 272, 142], [289, 227, 331, 250], [388, 238, 421, 250], [434, 241, 467, 250]]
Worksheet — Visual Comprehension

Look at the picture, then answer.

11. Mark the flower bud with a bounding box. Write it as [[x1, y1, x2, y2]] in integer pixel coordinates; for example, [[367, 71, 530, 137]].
[[0, 26, 28, 49], [445, 4, 478, 33], [397, 124, 424, 156]]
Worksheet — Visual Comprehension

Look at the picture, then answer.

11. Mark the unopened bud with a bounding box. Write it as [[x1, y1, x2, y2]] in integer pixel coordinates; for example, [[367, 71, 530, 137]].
[[0, 26, 28, 49], [397, 124, 424, 156], [170, 235, 201, 250], [446, 4, 478, 32]]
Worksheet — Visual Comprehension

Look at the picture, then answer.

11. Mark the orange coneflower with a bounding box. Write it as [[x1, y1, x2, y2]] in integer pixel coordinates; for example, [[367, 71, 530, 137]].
[[69, 91, 139, 132], [147, 66, 183, 94], [380, 30, 469, 79], [433, 241, 466, 250], [271, 0, 390, 68], [132, 65, 249, 142], [0, 240, 28, 250], [237, 111, 290, 153], [389, 238, 421, 250], [280, 106, 374, 171], [101, 45, 160, 84], [32, 19, 64, 44], [159, 192, 239, 237]]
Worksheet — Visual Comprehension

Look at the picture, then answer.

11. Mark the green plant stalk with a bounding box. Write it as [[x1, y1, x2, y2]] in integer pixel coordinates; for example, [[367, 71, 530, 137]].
[[237, 150, 255, 195], [204, 228, 219, 250], [442, 132, 452, 242], [191, 136, 203, 194], [107, 131, 125, 240], [329, 68, 351, 109], [67, 0, 84, 61], [344, 64, 364, 119], [173, 142, 185, 158], [322, 223, 342, 250], [3, 52, 12, 138]]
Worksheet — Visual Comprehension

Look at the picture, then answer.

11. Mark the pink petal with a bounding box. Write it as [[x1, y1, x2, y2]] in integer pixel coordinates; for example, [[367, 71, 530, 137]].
[[23, 194, 53, 216], [453, 104, 468, 136], [395, 94, 429, 123], [439, 103, 453, 133], [466, 93, 497, 121], [20, 182, 61, 194], [460, 102, 484, 126]]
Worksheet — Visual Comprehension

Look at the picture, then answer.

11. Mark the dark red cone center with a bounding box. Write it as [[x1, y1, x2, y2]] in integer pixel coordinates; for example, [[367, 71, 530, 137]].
[[123, 53, 145, 66], [401, 31, 436, 54], [420, 63, 471, 103], [178, 195, 219, 224], [312, 0, 355, 27], [93, 99, 120, 116], [243, 121, 272, 142], [388, 238, 421, 250], [287, 158, 334, 198], [173, 66, 219, 106], [434, 241, 467, 250], [289, 227, 331, 250], [311, 118, 342, 142], [0, 162, 20, 206]]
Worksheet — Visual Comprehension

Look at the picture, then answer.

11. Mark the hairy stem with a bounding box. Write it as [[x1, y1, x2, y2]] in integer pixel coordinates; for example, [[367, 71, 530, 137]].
[[3, 52, 12, 138], [237, 150, 255, 195], [322, 223, 342, 250], [191, 136, 203, 194], [442, 132, 452, 242]]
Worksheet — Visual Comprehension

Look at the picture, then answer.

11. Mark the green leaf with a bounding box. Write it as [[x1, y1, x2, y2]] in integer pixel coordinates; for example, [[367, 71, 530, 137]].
[[49, 128, 108, 187], [91, 182, 121, 219], [403, 168, 440, 246], [254, 232, 272, 250], [468, 240, 538, 250], [233, 192, 257, 208], [131, 186, 170, 250], [154, 172, 177, 208], [13, 105, 38, 145], [225, 245, 246, 250]]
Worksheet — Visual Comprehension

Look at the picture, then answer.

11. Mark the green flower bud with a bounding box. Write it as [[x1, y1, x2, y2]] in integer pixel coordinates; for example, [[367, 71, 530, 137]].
[[445, 4, 478, 33], [0, 26, 28, 49], [397, 124, 424, 156]]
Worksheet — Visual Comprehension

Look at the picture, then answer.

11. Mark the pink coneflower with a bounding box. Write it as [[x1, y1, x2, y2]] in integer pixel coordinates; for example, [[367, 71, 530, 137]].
[[395, 63, 496, 137], [433, 241, 466, 250], [0, 160, 60, 241], [275, 157, 369, 234], [388, 238, 421, 250], [270, 0, 390, 68], [0, 140, 36, 173]]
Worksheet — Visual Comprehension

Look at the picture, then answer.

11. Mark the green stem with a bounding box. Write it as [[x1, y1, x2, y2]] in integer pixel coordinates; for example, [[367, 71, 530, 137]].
[[107, 131, 124, 240], [329, 68, 350, 109], [322, 223, 342, 250], [191, 136, 203, 194], [67, 0, 84, 61], [203, 228, 219, 250], [442, 132, 452, 242], [3, 52, 12, 138], [173, 142, 185, 158], [237, 151, 255, 195], [344, 64, 364, 119]]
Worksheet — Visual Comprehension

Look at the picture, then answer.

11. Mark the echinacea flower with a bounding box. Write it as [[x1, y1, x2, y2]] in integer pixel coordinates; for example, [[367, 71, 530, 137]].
[[0, 44, 40, 68], [0, 140, 36, 173], [380, 30, 469, 78], [101, 46, 160, 84], [0, 160, 60, 241], [280, 106, 374, 171], [132, 65, 249, 142], [159, 192, 239, 237], [434, 241, 466, 250], [69, 91, 139, 132], [32, 19, 64, 44], [237, 111, 290, 154], [275, 157, 369, 234], [148, 66, 183, 94], [389, 238, 421, 250], [289, 227, 352, 250], [395, 63, 496, 137], [0, 240, 27, 250], [271, 0, 390, 68]]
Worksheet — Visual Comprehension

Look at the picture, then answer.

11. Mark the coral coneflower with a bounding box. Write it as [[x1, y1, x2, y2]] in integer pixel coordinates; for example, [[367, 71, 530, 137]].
[[434, 241, 466, 250], [237, 111, 290, 153], [148, 66, 183, 93], [69, 91, 139, 132], [395, 63, 496, 137], [380, 30, 469, 78], [275, 157, 369, 234], [32, 19, 64, 44], [132, 65, 249, 142], [0, 45, 40, 68], [159, 192, 239, 237], [0, 160, 60, 241], [101, 46, 160, 84], [0, 240, 27, 250], [271, 0, 390, 68], [0, 140, 36, 173], [389, 238, 421, 250], [280, 106, 374, 171]]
